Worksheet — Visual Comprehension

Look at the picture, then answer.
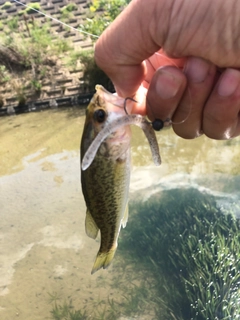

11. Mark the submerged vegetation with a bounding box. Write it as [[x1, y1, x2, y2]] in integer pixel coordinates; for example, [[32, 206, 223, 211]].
[[122, 188, 240, 319], [50, 188, 240, 320], [50, 300, 88, 320]]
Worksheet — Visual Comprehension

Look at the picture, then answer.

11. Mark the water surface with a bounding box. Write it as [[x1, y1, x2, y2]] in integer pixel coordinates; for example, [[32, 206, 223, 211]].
[[0, 108, 239, 319]]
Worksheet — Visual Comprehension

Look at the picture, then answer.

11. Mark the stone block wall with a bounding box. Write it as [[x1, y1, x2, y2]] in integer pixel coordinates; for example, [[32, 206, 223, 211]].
[[0, 0, 94, 112]]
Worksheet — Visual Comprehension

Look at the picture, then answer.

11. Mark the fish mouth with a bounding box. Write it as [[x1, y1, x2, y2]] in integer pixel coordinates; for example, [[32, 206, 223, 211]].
[[97, 85, 128, 112], [107, 126, 130, 144]]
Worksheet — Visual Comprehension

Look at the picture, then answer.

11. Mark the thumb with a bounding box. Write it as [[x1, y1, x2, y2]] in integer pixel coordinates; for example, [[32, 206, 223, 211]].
[[95, 0, 240, 98]]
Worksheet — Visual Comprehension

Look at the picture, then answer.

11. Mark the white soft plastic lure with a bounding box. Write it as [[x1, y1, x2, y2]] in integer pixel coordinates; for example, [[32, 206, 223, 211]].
[[82, 113, 161, 170]]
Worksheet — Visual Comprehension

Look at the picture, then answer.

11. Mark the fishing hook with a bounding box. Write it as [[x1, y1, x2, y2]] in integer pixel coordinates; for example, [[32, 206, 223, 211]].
[[123, 97, 138, 115], [124, 96, 168, 132]]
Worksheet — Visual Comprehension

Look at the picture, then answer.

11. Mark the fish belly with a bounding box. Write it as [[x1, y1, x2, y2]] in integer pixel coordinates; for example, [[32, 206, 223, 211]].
[[81, 151, 130, 274]]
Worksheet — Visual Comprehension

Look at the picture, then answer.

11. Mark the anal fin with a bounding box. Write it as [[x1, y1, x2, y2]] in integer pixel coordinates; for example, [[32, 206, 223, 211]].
[[85, 209, 99, 239]]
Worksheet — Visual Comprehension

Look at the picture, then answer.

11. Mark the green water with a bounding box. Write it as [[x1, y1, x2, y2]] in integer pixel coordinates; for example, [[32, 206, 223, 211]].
[[0, 108, 239, 320]]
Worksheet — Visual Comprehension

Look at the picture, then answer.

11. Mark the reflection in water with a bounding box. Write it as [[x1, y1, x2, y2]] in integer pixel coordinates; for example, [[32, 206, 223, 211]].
[[0, 108, 239, 319]]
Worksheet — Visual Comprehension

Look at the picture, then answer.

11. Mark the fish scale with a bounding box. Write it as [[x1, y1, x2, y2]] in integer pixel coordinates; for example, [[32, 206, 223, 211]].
[[81, 85, 160, 274], [81, 151, 130, 273]]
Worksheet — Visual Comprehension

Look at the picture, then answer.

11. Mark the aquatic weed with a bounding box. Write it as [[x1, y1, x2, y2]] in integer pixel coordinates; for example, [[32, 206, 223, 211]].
[[120, 188, 240, 319], [50, 299, 88, 320], [48, 291, 61, 304], [50, 188, 239, 320]]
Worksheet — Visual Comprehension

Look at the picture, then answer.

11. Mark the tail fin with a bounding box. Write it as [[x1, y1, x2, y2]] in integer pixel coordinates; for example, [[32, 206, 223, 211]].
[[91, 249, 116, 275]]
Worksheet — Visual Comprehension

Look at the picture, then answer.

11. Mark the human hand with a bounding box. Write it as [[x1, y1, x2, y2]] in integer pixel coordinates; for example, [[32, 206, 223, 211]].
[[94, 0, 240, 139]]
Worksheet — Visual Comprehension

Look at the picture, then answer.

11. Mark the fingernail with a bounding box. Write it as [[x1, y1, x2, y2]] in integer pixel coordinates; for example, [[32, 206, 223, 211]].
[[156, 69, 181, 100], [184, 57, 210, 83], [218, 68, 240, 97]]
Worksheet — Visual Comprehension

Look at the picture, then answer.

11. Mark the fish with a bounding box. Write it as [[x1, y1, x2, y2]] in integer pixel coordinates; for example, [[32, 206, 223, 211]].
[[80, 85, 161, 274]]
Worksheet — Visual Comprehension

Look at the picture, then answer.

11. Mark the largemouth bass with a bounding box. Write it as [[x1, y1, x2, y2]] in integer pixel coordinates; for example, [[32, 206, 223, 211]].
[[81, 85, 160, 274]]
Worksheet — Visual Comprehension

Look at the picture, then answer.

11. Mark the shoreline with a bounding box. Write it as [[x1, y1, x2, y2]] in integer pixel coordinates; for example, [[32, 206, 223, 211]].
[[0, 91, 93, 117]]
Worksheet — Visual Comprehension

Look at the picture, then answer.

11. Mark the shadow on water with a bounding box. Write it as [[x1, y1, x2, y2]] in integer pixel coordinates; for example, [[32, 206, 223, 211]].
[[53, 106, 87, 119], [50, 188, 240, 320]]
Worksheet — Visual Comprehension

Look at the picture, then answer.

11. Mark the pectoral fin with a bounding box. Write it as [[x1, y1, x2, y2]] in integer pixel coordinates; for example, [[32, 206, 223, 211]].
[[121, 204, 128, 228], [85, 209, 99, 239]]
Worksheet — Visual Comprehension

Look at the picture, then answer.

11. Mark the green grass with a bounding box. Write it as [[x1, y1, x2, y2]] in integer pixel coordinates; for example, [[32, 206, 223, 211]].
[[66, 49, 113, 92], [0, 18, 76, 98], [60, 3, 77, 21], [24, 2, 41, 14], [1, 1, 11, 9]]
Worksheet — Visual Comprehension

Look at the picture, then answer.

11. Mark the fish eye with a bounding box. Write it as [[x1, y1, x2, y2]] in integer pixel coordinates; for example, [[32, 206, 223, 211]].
[[94, 109, 106, 123]]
